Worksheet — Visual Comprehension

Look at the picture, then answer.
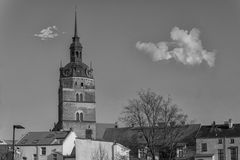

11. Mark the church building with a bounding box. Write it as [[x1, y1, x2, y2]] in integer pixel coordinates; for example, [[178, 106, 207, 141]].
[[53, 10, 99, 139]]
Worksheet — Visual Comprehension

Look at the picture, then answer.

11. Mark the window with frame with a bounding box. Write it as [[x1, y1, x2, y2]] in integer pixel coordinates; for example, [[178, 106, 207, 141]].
[[230, 147, 238, 160], [138, 148, 145, 159], [33, 154, 37, 160], [53, 154, 57, 160], [201, 143, 207, 152], [218, 149, 224, 160], [41, 147, 46, 155], [230, 138, 235, 144], [218, 139, 223, 144], [178, 147, 184, 158]]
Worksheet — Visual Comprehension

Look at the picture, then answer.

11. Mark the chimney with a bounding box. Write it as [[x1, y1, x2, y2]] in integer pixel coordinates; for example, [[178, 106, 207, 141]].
[[212, 121, 216, 127], [229, 119, 233, 128], [114, 122, 118, 128]]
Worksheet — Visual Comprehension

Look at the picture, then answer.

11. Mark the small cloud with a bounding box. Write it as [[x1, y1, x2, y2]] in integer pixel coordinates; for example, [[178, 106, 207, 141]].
[[136, 27, 216, 67], [34, 26, 60, 40]]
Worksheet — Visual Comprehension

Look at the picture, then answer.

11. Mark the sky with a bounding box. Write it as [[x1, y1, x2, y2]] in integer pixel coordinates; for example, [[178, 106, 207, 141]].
[[1, 0, 240, 139]]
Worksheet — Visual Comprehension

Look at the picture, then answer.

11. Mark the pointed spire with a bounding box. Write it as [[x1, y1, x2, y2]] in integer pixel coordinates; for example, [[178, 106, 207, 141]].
[[74, 6, 78, 37]]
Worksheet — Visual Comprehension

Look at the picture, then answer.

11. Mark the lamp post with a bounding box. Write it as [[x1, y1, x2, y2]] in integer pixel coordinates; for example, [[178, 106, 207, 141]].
[[12, 125, 25, 160]]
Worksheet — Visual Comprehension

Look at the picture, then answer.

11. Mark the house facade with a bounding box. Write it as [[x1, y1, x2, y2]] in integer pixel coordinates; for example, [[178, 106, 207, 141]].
[[195, 119, 240, 160], [16, 131, 76, 160]]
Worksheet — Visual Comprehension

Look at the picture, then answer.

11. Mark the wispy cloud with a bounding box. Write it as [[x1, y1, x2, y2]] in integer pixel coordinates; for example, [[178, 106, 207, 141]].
[[136, 27, 216, 67], [34, 26, 59, 40]]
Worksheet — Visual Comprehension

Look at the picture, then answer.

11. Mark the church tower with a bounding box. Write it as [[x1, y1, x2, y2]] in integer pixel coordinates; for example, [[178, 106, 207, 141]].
[[53, 10, 96, 139]]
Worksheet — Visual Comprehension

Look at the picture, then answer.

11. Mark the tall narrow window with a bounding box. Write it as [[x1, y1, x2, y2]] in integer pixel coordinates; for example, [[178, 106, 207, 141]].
[[80, 93, 83, 102], [76, 51, 79, 57], [201, 143, 207, 152], [76, 112, 80, 121], [218, 149, 224, 160], [76, 93, 79, 102], [41, 147, 46, 155], [80, 112, 83, 121], [33, 154, 37, 160], [230, 147, 238, 160]]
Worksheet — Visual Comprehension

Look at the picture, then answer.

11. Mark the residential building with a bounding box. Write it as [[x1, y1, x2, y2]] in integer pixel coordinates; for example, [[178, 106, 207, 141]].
[[15, 131, 76, 160], [75, 139, 130, 160], [195, 119, 240, 160], [103, 124, 200, 160]]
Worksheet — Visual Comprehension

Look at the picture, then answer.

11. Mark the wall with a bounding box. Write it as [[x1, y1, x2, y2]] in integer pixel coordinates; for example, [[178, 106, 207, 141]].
[[62, 122, 96, 139], [63, 131, 77, 156], [75, 139, 130, 160]]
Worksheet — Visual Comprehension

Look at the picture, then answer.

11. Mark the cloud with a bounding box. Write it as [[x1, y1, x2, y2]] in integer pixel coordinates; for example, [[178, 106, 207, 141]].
[[136, 27, 216, 67], [34, 26, 59, 40]]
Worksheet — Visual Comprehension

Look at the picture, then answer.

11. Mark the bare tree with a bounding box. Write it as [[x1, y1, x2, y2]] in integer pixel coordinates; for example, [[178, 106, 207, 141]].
[[91, 144, 110, 160], [120, 89, 188, 160]]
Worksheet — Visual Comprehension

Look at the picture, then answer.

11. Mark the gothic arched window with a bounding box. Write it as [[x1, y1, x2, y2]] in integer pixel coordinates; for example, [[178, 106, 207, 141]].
[[76, 112, 80, 121], [80, 93, 83, 102], [80, 112, 83, 121], [76, 93, 79, 102]]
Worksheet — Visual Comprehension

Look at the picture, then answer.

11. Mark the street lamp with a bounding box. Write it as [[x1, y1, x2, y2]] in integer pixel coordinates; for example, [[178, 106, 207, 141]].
[[12, 125, 25, 160]]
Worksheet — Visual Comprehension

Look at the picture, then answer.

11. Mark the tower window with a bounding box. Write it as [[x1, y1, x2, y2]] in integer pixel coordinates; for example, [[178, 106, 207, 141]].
[[76, 93, 79, 102], [76, 112, 83, 121], [81, 82, 84, 87], [80, 93, 83, 102], [75, 81, 77, 87], [76, 112, 80, 121], [80, 112, 83, 121], [76, 51, 79, 57]]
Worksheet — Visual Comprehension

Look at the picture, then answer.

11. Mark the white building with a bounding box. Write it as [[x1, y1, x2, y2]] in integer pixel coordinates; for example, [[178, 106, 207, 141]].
[[16, 131, 76, 160], [75, 139, 130, 160]]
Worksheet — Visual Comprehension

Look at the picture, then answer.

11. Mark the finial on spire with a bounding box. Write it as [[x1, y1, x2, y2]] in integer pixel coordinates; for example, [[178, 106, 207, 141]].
[[74, 6, 78, 37]]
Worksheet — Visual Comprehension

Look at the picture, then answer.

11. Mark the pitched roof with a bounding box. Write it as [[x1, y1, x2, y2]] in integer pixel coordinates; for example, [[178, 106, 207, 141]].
[[16, 131, 70, 146], [103, 124, 200, 146], [96, 123, 115, 140], [196, 123, 240, 138]]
